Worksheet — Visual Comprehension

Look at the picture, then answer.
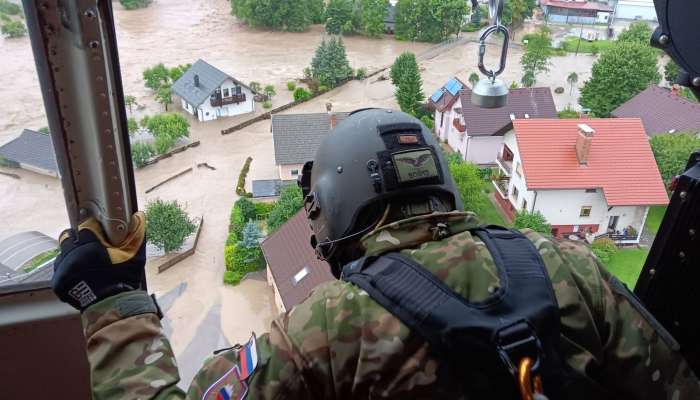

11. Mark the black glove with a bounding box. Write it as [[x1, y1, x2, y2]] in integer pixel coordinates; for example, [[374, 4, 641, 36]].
[[52, 212, 147, 311]]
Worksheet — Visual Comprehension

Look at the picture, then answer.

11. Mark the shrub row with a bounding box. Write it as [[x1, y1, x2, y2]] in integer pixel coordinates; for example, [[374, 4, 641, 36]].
[[236, 157, 253, 197]]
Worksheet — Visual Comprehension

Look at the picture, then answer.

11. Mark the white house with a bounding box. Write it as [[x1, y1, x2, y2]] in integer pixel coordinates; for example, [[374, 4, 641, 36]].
[[171, 59, 255, 122], [492, 118, 668, 244], [612, 0, 657, 22], [431, 81, 557, 165]]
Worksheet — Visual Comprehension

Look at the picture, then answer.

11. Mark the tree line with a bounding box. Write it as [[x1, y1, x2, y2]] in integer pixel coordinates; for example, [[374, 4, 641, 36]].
[[230, 0, 473, 43]]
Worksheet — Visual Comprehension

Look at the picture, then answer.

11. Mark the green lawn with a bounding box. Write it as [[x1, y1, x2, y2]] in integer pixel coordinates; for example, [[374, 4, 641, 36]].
[[561, 37, 615, 54], [472, 182, 508, 226], [645, 206, 667, 235], [605, 248, 650, 288]]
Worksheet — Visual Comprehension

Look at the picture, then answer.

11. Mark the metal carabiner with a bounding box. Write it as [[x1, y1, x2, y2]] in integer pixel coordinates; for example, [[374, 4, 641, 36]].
[[478, 24, 510, 80], [518, 357, 548, 400]]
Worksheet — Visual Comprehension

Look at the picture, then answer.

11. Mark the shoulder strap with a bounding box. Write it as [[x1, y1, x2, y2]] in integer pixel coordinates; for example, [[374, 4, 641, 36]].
[[342, 226, 564, 397]]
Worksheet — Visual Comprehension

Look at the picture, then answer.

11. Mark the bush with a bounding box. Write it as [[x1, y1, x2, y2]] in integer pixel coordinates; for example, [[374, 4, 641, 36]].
[[0, 0, 22, 15], [224, 244, 237, 271], [236, 197, 256, 222], [236, 156, 253, 196], [293, 87, 312, 102], [145, 199, 196, 253], [558, 108, 579, 119], [287, 81, 297, 91], [229, 206, 245, 240], [267, 185, 304, 232], [127, 117, 139, 135], [514, 211, 552, 235], [554, 87, 565, 94], [249, 81, 262, 92], [223, 270, 243, 285], [254, 202, 276, 218], [317, 85, 329, 94], [1, 20, 26, 38], [262, 100, 272, 109], [592, 237, 618, 264], [263, 84, 276, 97], [355, 67, 367, 80], [131, 142, 155, 167], [120, 0, 152, 10], [420, 115, 434, 130]]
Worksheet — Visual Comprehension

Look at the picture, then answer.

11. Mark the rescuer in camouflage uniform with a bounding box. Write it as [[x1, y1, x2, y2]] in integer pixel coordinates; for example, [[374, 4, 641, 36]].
[[53, 109, 699, 399]]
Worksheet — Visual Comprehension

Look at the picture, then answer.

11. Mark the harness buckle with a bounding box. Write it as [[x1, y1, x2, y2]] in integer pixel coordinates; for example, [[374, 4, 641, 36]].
[[495, 320, 543, 377]]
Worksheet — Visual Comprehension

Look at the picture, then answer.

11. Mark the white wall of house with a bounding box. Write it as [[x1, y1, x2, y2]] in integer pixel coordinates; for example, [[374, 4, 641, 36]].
[[615, 0, 657, 21], [466, 135, 505, 166], [279, 163, 304, 181], [500, 130, 650, 242], [19, 163, 58, 178], [435, 106, 457, 141], [266, 265, 286, 313], [180, 78, 255, 122]]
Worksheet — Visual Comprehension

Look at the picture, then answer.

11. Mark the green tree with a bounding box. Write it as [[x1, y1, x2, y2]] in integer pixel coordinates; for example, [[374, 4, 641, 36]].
[[514, 210, 551, 235], [447, 158, 483, 211], [38, 127, 50, 134], [120, 0, 152, 10], [264, 84, 276, 98], [124, 95, 138, 114], [520, 27, 552, 86], [310, 0, 326, 24], [130, 142, 154, 167], [144, 113, 189, 154], [236, 221, 263, 269], [145, 199, 196, 253], [395, 0, 469, 43], [391, 52, 424, 114], [0, 0, 22, 15], [168, 64, 191, 82], [325, 0, 354, 34], [521, 71, 535, 88], [359, 0, 389, 37], [310, 37, 353, 87], [127, 117, 139, 135], [567, 72, 579, 96], [249, 81, 262, 93], [664, 59, 680, 85], [155, 84, 173, 111], [293, 87, 312, 101], [580, 41, 660, 117], [143, 64, 170, 91], [591, 237, 618, 264], [468, 72, 480, 87], [267, 185, 304, 232], [617, 21, 652, 44], [650, 133, 700, 186], [230, 0, 313, 32], [1, 20, 26, 38]]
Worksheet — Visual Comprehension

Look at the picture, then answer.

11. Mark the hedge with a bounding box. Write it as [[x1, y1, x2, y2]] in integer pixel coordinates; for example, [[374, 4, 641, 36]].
[[236, 157, 253, 197], [254, 202, 276, 218], [592, 237, 618, 264]]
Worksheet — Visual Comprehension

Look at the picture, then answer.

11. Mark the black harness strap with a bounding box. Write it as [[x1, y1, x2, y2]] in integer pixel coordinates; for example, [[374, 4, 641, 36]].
[[342, 226, 564, 398]]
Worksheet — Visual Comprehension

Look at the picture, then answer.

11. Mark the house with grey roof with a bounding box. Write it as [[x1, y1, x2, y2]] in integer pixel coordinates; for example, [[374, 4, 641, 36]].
[[0, 129, 58, 177], [271, 112, 350, 181], [433, 85, 557, 165], [612, 85, 700, 136], [172, 59, 255, 122]]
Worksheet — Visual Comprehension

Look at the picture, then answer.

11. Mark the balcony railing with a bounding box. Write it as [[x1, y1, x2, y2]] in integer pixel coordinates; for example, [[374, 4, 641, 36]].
[[211, 93, 246, 108], [492, 178, 510, 199], [496, 153, 513, 176], [596, 232, 639, 242]]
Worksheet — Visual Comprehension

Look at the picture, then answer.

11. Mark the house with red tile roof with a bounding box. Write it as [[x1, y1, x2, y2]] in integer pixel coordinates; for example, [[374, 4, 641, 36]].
[[612, 85, 700, 136], [261, 210, 333, 312], [431, 82, 557, 165], [492, 118, 668, 244]]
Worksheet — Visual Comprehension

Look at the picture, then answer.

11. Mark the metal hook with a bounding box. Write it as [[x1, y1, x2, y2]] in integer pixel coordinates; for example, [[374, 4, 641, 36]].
[[478, 24, 510, 80], [488, 0, 504, 26]]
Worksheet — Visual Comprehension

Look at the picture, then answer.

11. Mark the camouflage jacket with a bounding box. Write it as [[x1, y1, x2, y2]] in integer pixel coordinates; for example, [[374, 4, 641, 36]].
[[81, 212, 700, 399]]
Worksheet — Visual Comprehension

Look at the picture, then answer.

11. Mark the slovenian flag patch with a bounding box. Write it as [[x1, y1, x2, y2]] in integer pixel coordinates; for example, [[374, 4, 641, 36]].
[[238, 334, 258, 381]]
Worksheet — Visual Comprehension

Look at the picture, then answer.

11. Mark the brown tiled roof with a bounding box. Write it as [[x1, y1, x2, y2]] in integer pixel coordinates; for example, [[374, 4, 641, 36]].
[[611, 85, 700, 136], [459, 87, 558, 136], [261, 210, 334, 310]]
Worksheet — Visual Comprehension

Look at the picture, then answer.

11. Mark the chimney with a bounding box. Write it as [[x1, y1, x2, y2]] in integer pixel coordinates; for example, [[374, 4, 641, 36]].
[[576, 123, 595, 165], [330, 113, 338, 129], [509, 113, 515, 121], [194, 74, 200, 87]]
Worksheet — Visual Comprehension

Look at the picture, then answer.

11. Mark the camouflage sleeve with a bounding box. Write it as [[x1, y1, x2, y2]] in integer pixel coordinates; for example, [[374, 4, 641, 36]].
[[550, 239, 700, 399], [595, 265, 700, 399], [81, 290, 185, 400]]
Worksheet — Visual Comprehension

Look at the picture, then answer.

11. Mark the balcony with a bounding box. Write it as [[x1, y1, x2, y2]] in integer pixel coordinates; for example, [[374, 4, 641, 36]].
[[496, 153, 513, 176], [492, 178, 510, 199], [452, 117, 466, 133], [210, 93, 246, 108]]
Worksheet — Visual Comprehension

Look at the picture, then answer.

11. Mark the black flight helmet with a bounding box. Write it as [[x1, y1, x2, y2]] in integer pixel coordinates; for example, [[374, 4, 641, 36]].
[[299, 109, 463, 274]]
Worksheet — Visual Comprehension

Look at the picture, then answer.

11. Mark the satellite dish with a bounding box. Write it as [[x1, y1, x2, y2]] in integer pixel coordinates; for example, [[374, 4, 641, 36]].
[[472, 78, 508, 108]]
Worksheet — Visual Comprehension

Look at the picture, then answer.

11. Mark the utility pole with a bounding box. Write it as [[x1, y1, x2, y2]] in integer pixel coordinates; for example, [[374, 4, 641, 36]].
[[575, 21, 584, 56]]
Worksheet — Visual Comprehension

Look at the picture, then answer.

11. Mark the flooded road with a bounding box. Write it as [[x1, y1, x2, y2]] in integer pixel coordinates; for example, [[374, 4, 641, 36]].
[[0, 0, 430, 145]]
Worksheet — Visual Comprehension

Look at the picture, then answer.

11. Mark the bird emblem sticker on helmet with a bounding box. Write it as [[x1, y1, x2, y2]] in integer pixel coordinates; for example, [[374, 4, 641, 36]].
[[392, 149, 439, 183]]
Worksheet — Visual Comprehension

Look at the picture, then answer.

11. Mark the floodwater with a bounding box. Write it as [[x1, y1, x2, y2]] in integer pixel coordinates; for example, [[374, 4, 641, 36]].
[[0, 0, 599, 385]]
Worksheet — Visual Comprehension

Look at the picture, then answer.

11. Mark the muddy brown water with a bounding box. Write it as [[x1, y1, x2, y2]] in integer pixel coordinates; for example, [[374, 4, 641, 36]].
[[0, 1, 601, 380]]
